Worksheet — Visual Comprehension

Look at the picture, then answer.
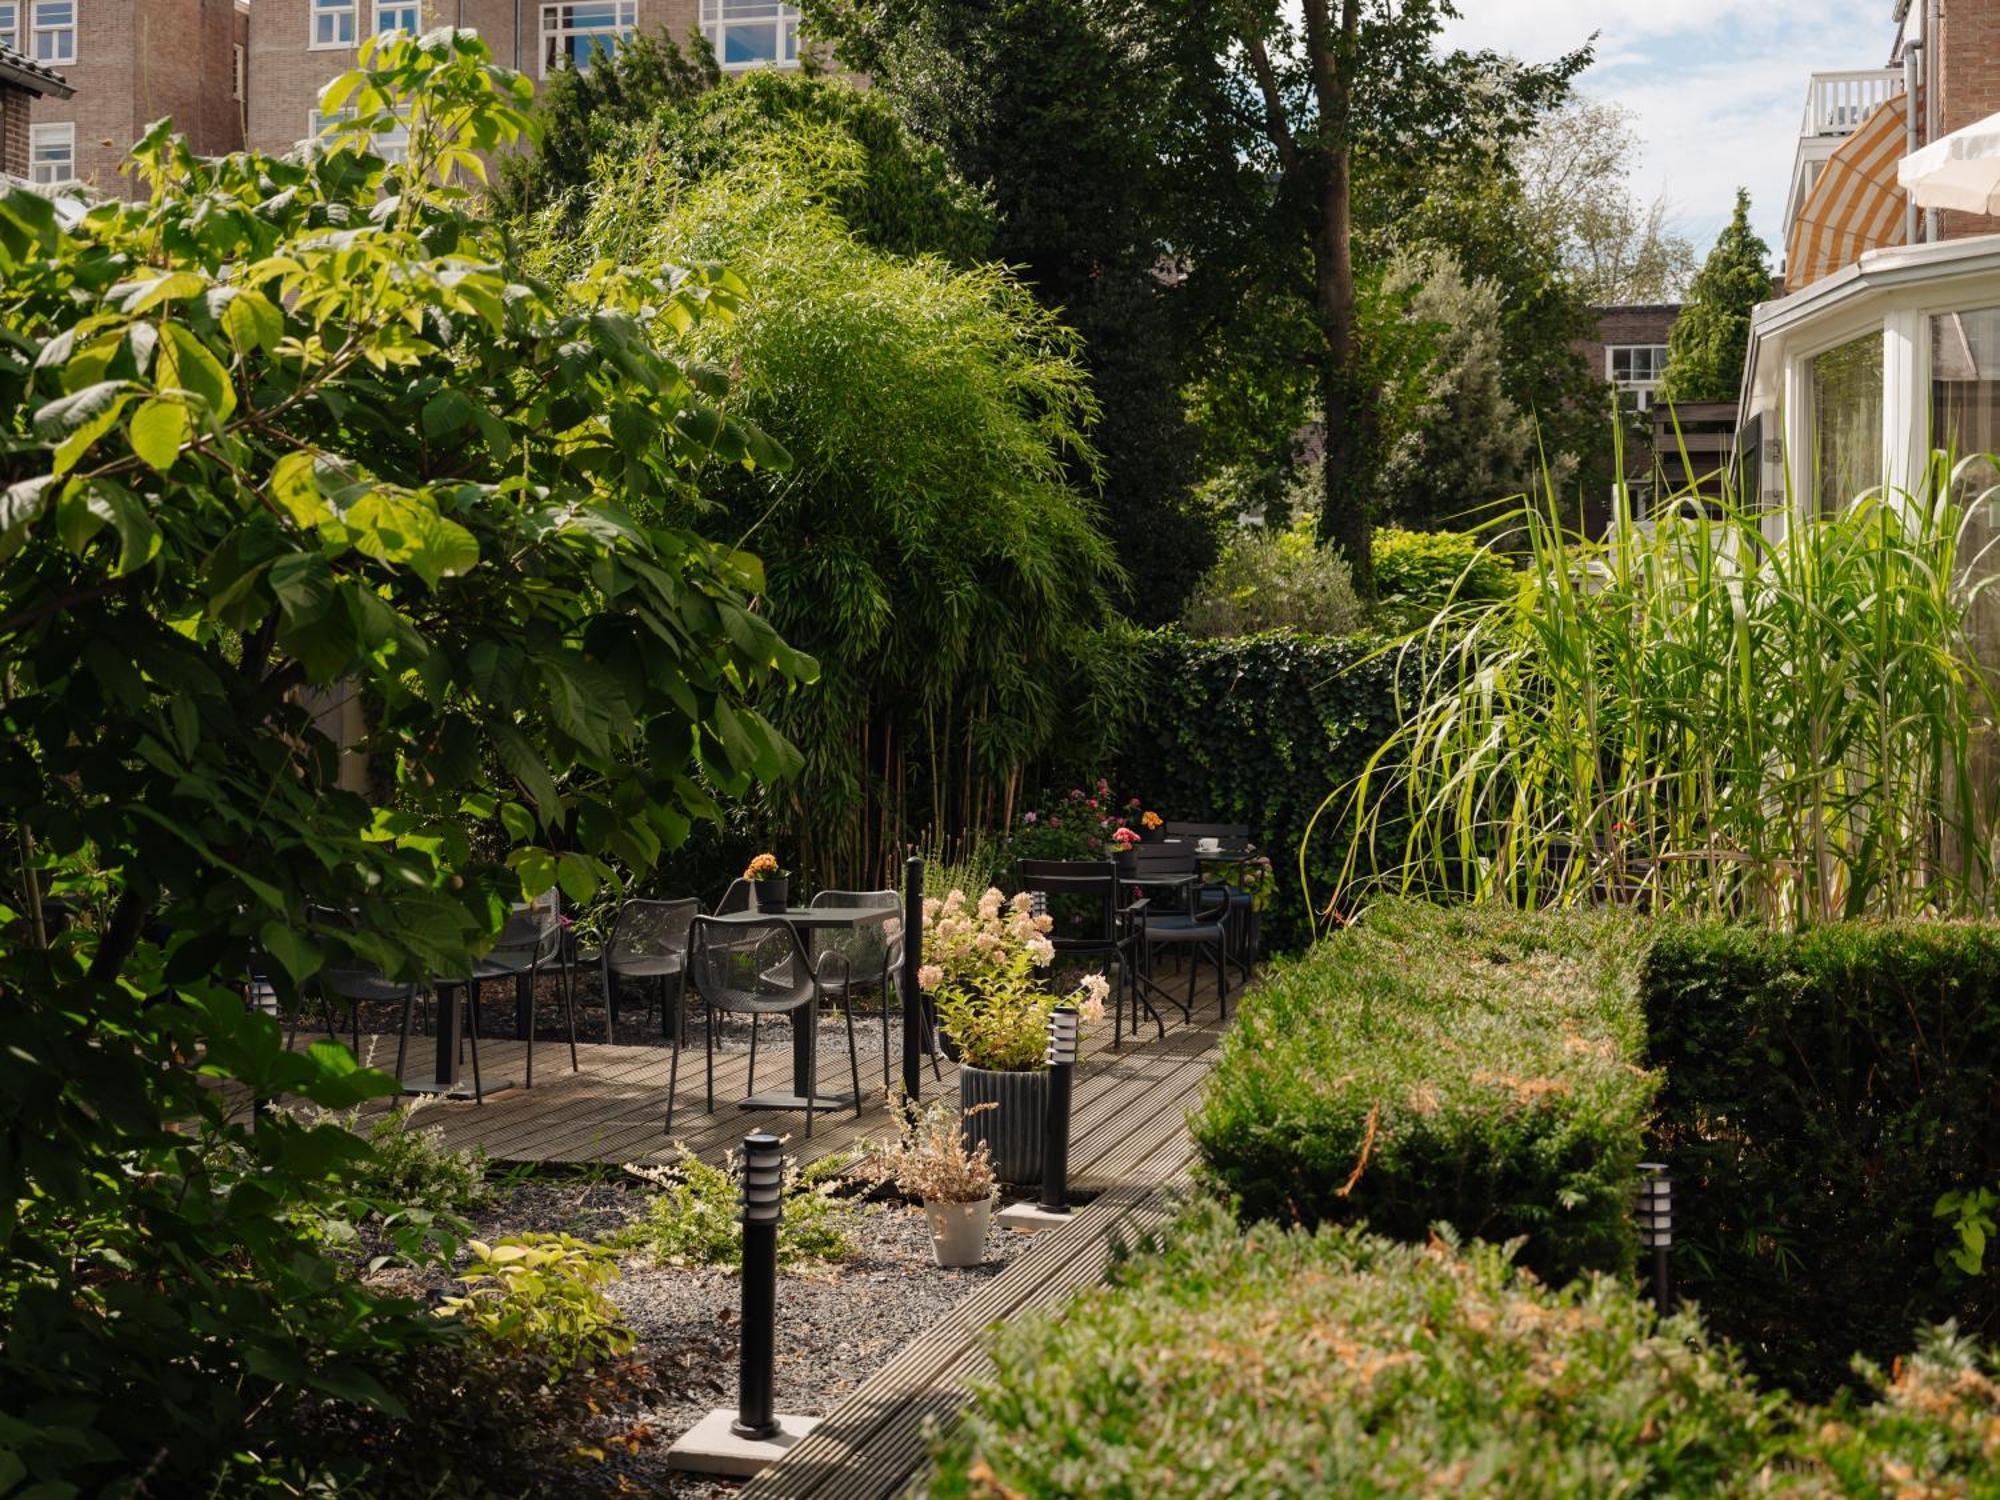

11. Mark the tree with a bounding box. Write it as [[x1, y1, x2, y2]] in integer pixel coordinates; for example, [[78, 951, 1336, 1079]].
[[1659, 188, 1772, 404], [1514, 98, 1697, 305], [0, 34, 808, 1491], [536, 108, 1125, 877]]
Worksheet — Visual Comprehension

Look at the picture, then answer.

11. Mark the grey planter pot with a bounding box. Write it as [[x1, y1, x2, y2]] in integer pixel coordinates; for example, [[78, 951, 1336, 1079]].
[[959, 1064, 1048, 1187]]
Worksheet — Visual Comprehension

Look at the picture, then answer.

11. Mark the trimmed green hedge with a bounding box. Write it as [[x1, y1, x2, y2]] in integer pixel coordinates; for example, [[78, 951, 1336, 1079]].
[[931, 1207, 2000, 1498], [1190, 901, 1655, 1283], [1643, 922, 2000, 1394], [1108, 630, 1402, 953]]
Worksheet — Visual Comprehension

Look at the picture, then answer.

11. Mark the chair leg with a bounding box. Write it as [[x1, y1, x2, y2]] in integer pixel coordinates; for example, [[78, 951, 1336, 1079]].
[[562, 960, 580, 1072], [665, 988, 682, 1134], [844, 998, 863, 1117], [881, 982, 893, 1091], [704, 1000, 716, 1115], [745, 1014, 759, 1099], [395, 992, 414, 1082], [604, 961, 619, 1038], [804, 998, 818, 1140], [467, 992, 484, 1104], [524, 969, 536, 1092]]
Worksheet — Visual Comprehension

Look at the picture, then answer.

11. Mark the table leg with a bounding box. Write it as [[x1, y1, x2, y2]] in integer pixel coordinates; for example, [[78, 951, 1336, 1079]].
[[404, 980, 514, 1099], [515, 971, 533, 1040]]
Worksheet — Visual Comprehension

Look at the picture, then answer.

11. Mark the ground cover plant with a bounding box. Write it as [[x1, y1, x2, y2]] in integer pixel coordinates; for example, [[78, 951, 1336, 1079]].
[[615, 1149, 857, 1270], [1191, 900, 1654, 1283], [931, 1205, 2000, 1499], [0, 33, 811, 1491]]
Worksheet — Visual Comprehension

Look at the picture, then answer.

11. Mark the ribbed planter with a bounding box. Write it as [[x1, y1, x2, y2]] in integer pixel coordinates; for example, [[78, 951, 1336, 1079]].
[[959, 1064, 1048, 1187], [753, 875, 790, 913]]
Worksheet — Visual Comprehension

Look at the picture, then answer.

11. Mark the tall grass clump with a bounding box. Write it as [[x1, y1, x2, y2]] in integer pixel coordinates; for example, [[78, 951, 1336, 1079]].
[[1325, 456, 2000, 927]]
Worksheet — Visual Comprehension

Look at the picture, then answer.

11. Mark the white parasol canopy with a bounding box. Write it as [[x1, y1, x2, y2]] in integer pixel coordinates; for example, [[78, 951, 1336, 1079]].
[[1899, 109, 2000, 214]]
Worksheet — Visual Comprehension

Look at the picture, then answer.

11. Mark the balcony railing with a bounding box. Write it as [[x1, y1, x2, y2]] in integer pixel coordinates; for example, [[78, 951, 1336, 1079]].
[[1801, 68, 1901, 137]]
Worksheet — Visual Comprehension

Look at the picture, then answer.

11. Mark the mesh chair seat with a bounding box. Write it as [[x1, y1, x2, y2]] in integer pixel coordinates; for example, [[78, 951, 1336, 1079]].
[[321, 965, 421, 1004], [609, 952, 684, 980]]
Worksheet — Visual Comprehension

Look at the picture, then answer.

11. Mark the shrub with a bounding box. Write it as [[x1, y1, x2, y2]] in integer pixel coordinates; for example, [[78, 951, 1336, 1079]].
[[350, 1106, 491, 1215], [932, 1206, 2000, 1499], [932, 1207, 1776, 1498], [1191, 901, 1654, 1282], [616, 1149, 855, 1269], [1180, 517, 1365, 638], [1105, 630, 1402, 953], [1642, 922, 2000, 1393], [1370, 525, 1518, 615], [441, 1234, 635, 1381]]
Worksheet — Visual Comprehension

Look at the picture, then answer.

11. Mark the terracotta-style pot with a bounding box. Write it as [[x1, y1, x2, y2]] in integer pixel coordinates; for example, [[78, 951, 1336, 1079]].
[[960, 1064, 1048, 1186], [754, 875, 789, 913], [923, 1192, 995, 1267]]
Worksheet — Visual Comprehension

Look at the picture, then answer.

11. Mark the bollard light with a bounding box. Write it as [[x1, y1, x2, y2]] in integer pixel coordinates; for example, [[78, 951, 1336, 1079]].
[[734, 1133, 785, 1440], [1635, 1161, 1673, 1310], [1029, 890, 1049, 922], [1038, 1005, 1079, 1215]]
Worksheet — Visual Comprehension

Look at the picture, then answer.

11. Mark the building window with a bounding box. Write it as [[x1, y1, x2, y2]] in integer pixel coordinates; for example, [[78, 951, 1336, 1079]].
[[1810, 330, 1884, 516], [232, 41, 245, 99], [311, 0, 357, 48], [539, 2, 635, 76], [30, 0, 76, 64], [29, 121, 74, 185], [700, 0, 799, 70], [1608, 344, 1670, 410], [0, 4, 17, 52], [374, 0, 419, 34]]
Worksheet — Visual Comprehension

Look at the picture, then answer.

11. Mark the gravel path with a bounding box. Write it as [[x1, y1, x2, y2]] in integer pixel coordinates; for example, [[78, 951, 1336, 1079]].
[[445, 1169, 1019, 1496]]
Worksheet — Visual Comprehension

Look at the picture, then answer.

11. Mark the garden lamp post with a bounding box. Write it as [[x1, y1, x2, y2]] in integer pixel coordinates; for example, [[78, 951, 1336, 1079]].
[[1038, 1005, 1078, 1216], [1636, 1161, 1673, 1309], [735, 1132, 784, 1441]]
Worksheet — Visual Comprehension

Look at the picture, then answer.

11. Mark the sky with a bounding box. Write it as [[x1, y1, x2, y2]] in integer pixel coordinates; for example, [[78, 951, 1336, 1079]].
[[1438, 0, 1897, 256]]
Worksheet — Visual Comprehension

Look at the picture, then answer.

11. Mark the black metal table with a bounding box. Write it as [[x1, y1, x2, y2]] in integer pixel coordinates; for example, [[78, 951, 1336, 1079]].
[[706, 904, 899, 1113]]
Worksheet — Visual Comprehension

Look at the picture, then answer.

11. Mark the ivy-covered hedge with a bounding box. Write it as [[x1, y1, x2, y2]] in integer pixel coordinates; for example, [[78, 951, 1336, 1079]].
[[1108, 630, 1401, 952], [931, 1206, 2000, 1499], [1190, 901, 1655, 1284], [1642, 923, 2000, 1395]]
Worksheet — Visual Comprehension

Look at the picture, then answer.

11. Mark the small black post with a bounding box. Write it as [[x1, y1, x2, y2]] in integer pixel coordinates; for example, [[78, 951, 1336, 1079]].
[[1038, 1005, 1078, 1215], [1636, 1161, 1673, 1310], [901, 854, 924, 1102], [734, 1132, 784, 1441]]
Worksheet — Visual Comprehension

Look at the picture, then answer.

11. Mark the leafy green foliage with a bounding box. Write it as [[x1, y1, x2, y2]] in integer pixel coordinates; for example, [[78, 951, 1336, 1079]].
[[933, 1206, 1771, 1498], [1101, 630, 1401, 953], [541, 124, 1123, 880], [442, 1233, 635, 1382], [1643, 923, 2000, 1393], [1180, 517, 1364, 639], [1370, 526, 1519, 615], [616, 1149, 854, 1269], [0, 32, 809, 1491], [1660, 187, 1772, 404], [1192, 901, 1655, 1283], [351, 1107, 492, 1215]]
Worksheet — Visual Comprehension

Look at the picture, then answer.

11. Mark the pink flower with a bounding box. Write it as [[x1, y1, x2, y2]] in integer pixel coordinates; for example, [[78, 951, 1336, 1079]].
[[1024, 810, 1037, 825], [1050, 817, 1061, 828], [1086, 798, 1099, 810], [1112, 827, 1140, 847], [918, 964, 943, 990], [1128, 797, 1142, 808]]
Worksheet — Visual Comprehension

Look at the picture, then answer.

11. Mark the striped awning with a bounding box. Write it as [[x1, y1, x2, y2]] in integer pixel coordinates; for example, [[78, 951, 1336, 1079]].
[[1787, 90, 1909, 292]]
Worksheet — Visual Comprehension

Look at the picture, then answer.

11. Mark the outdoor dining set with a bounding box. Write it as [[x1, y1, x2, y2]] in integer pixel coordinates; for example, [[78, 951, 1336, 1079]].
[[290, 821, 1264, 1134]]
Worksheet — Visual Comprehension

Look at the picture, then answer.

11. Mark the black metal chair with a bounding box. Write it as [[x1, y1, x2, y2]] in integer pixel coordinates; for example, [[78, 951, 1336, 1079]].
[[293, 906, 430, 1084], [1014, 858, 1145, 1039], [807, 888, 939, 1088], [1163, 820, 1260, 983], [595, 897, 699, 1042], [671, 915, 861, 1139], [1116, 844, 1230, 1022], [469, 892, 577, 1090]]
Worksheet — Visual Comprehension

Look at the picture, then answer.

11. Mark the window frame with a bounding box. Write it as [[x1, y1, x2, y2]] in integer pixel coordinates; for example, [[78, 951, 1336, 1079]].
[[372, 0, 419, 35], [232, 41, 245, 100], [0, 4, 18, 53], [310, 0, 358, 50], [538, 0, 637, 78], [699, 0, 800, 71], [29, 0, 76, 65], [29, 120, 75, 186]]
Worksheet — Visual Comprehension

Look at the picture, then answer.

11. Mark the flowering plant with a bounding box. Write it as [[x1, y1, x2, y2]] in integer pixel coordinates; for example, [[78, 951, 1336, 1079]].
[[919, 887, 1110, 1071], [857, 1095, 996, 1204], [743, 852, 786, 882], [1012, 779, 1161, 860]]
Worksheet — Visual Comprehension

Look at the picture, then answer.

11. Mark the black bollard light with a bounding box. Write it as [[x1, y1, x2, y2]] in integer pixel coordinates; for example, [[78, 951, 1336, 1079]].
[[1038, 1005, 1079, 1215], [1636, 1161, 1673, 1309], [734, 1133, 784, 1441]]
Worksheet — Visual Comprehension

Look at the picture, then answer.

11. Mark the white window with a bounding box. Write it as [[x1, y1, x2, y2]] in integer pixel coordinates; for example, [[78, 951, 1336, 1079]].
[[30, 0, 75, 64], [0, 4, 17, 52], [232, 41, 244, 99], [1609, 344, 1670, 410], [701, 0, 799, 70], [29, 121, 74, 185], [539, 1, 635, 75], [311, 0, 356, 48], [373, 0, 419, 34]]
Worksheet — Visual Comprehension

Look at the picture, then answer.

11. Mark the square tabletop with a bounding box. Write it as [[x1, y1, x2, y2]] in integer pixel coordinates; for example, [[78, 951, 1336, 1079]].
[[705, 904, 898, 931]]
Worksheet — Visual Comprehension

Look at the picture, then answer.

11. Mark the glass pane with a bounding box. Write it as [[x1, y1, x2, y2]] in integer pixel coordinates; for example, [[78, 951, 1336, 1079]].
[[1932, 308, 2000, 460], [723, 22, 777, 63], [1812, 331, 1884, 516]]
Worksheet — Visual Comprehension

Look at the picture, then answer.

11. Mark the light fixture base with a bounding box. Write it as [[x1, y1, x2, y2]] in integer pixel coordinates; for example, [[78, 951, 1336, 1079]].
[[667, 1409, 820, 1478]]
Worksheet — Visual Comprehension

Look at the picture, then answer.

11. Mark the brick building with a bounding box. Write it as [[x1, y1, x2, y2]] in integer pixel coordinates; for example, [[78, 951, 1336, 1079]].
[[247, 0, 804, 159], [1, 0, 246, 198], [0, 38, 71, 183]]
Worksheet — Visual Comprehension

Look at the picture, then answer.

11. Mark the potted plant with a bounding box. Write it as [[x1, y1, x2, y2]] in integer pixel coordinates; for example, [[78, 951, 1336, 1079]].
[[859, 1095, 998, 1267], [744, 852, 789, 913], [918, 887, 1109, 1186]]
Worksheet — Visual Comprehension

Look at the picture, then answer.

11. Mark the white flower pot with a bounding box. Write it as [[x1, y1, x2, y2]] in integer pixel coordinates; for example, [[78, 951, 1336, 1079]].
[[922, 1192, 995, 1268]]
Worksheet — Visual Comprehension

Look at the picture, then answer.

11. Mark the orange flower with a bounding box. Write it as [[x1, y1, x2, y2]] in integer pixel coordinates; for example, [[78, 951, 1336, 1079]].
[[744, 852, 781, 880], [1141, 811, 1163, 830]]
